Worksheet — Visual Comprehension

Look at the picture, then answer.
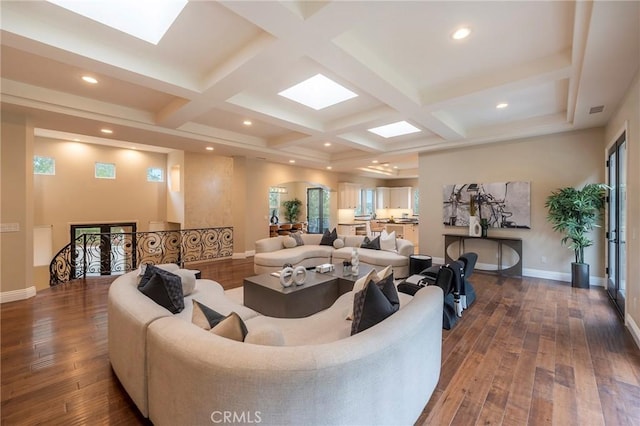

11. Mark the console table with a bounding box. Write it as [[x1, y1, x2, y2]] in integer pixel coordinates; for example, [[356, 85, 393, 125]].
[[443, 233, 523, 277]]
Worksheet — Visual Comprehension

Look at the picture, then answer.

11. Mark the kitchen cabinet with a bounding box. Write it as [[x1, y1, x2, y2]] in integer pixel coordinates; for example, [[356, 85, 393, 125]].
[[376, 187, 390, 209], [376, 187, 412, 209], [338, 183, 361, 209], [337, 223, 364, 236], [390, 187, 412, 209], [385, 223, 419, 245]]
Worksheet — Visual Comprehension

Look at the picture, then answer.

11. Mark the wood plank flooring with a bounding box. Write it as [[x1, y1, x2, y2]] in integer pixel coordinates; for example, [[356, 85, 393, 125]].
[[2, 258, 639, 425]]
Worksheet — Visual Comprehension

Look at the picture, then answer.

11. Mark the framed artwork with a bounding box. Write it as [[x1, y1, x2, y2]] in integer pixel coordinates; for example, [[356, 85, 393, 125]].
[[442, 181, 531, 229]]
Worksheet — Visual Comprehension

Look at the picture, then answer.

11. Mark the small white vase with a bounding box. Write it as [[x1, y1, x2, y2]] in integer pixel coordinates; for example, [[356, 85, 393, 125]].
[[468, 216, 482, 237]]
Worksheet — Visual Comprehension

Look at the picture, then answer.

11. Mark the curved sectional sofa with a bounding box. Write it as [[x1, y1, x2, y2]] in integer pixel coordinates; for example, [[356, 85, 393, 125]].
[[254, 233, 414, 278], [108, 264, 443, 426]]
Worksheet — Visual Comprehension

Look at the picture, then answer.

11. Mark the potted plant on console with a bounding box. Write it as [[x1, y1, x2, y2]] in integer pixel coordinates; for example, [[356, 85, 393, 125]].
[[545, 183, 607, 288], [282, 198, 303, 224]]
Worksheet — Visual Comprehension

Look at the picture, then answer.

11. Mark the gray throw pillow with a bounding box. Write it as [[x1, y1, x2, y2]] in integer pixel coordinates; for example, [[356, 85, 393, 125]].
[[351, 274, 399, 335], [360, 236, 381, 250], [319, 228, 338, 246], [138, 266, 185, 314], [291, 231, 304, 246], [192, 300, 225, 330]]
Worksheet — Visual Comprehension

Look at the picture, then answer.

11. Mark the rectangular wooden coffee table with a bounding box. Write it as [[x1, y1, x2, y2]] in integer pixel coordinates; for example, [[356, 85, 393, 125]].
[[243, 265, 375, 318]]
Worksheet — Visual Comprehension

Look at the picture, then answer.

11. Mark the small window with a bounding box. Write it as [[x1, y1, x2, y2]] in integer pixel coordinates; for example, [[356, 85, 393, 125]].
[[95, 162, 116, 179], [147, 167, 164, 182], [33, 156, 55, 175]]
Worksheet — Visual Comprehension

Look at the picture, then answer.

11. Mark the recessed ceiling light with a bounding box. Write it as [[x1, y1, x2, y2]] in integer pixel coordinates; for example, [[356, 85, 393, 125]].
[[452, 27, 471, 40], [372, 160, 379, 164], [393, 166, 399, 169], [289, 159, 296, 164], [368, 121, 421, 138], [47, 0, 188, 45], [243, 120, 252, 126], [100, 128, 113, 134], [278, 73, 358, 110], [326, 166, 332, 170], [324, 142, 332, 147], [206, 147, 214, 151], [496, 103, 509, 109], [73, 138, 81, 142], [82, 75, 98, 84]]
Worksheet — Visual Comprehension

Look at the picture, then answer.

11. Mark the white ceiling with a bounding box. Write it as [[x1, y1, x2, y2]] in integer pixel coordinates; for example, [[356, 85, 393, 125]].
[[1, 0, 638, 179]]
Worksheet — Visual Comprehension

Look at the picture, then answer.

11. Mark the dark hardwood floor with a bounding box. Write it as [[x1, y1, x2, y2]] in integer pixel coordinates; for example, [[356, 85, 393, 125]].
[[2, 258, 639, 425]]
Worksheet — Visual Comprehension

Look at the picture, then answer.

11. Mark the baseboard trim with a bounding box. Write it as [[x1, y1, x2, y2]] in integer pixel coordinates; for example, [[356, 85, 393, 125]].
[[431, 257, 605, 286], [626, 314, 640, 350], [232, 250, 255, 259], [1, 286, 36, 304]]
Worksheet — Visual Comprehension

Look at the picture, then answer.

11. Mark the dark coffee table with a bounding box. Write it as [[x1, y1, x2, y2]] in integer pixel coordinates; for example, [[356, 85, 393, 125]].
[[243, 265, 375, 318]]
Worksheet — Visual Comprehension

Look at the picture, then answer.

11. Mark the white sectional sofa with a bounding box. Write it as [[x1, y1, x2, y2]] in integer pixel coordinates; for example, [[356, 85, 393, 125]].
[[254, 233, 414, 278], [108, 266, 443, 425]]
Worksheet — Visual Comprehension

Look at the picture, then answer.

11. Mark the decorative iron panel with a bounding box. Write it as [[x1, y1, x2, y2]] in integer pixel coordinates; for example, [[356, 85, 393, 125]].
[[49, 227, 233, 286]]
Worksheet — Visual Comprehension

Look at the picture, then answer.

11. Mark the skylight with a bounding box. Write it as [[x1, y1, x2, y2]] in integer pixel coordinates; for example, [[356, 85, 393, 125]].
[[278, 74, 358, 110], [368, 121, 421, 138], [46, 0, 188, 45]]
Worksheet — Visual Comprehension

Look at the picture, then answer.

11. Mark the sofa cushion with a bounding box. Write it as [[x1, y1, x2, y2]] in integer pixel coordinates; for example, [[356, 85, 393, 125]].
[[347, 266, 391, 320], [192, 300, 225, 330], [138, 266, 185, 314], [283, 236, 297, 248], [351, 274, 400, 335], [245, 324, 285, 346], [210, 312, 248, 342], [333, 238, 345, 249], [291, 232, 304, 246], [380, 230, 397, 253], [175, 269, 197, 296], [254, 245, 334, 267], [332, 246, 408, 267], [360, 236, 380, 250], [319, 227, 338, 245]]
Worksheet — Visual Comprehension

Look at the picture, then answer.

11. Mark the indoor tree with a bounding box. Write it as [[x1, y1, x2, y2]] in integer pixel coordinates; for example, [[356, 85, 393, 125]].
[[282, 198, 303, 223], [545, 183, 607, 287]]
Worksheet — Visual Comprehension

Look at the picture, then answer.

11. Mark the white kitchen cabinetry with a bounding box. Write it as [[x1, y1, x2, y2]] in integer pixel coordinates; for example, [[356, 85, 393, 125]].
[[390, 187, 412, 209], [338, 183, 361, 210], [376, 187, 390, 209]]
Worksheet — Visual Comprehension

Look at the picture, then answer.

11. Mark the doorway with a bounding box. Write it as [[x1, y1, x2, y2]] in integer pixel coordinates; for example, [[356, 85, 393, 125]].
[[606, 132, 627, 316], [307, 187, 330, 234], [70, 222, 137, 276]]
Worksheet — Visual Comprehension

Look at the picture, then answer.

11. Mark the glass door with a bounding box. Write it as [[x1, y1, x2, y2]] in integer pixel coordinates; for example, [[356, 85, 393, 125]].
[[607, 133, 626, 316], [71, 222, 136, 276], [307, 187, 330, 234]]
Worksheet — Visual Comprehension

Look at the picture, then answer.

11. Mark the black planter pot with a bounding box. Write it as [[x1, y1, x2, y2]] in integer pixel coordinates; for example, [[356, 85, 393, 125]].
[[571, 262, 590, 288]]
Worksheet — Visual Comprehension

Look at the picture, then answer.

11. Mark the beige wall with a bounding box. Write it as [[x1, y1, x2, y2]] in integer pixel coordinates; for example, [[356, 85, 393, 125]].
[[418, 128, 606, 279], [1, 113, 34, 295], [605, 70, 640, 333], [166, 150, 185, 226], [31, 138, 167, 290], [183, 152, 233, 229]]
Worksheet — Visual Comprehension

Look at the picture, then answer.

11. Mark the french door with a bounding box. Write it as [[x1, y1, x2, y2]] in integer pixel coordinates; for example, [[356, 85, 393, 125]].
[[307, 187, 330, 234], [71, 222, 137, 276], [606, 132, 627, 316]]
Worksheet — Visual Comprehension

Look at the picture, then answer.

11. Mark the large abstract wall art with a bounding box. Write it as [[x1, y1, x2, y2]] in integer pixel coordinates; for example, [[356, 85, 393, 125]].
[[442, 181, 531, 229]]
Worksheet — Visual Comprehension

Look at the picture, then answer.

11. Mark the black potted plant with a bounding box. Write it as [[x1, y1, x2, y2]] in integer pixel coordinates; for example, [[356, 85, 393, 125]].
[[282, 198, 302, 223], [545, 183, 607, 288]]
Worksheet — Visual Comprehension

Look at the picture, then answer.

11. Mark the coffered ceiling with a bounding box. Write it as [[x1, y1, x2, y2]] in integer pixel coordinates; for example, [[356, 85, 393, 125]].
[[1, 1, 638, 178]]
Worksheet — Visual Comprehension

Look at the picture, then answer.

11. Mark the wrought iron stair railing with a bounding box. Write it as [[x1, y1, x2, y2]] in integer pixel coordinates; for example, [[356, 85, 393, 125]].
[[49, 227, 233, 286]]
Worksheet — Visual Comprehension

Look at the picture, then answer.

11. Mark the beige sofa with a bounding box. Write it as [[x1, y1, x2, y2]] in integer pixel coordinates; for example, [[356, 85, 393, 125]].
[[254, 234, 414, 278], [108, 266, 443, 425]]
